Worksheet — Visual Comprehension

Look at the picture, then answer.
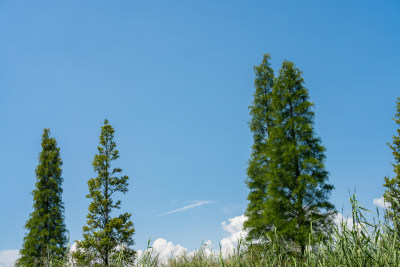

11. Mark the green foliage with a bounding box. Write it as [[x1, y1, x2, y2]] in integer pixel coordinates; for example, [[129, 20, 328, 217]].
[[17, 129, 67, 266], [384, 97, 400, 226], [244, 53, 275, 240], [72, 119, 136, 266], [131, 196, 398, 267], [245, 55, 335, 252], [138, 196, 399, 267], [23, 196, 400, 266], [265, 60, 335, 251]]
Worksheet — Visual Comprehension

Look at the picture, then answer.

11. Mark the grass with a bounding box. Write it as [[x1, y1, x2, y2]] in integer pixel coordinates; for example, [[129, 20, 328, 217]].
[[23, 195, 400, 267], [134, 195, 399, 267]]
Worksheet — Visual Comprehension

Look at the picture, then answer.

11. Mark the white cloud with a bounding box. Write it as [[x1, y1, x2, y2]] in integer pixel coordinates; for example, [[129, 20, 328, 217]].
[[333, 212, 354, 229], [220, 215, 248, 256], [136, 249, 143, 260], [70, 242, 78, 252], [373, 196, 391, 209], [137, 214, 249, 263], [136, 238, 187, 263], [157, 200, 213, 217], [153, 238, 187, 261], [0, 250, 19, 267]]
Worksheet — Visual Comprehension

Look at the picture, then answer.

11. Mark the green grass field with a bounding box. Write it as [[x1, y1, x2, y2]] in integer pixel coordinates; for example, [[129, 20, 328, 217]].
[[35, 195, 400, 267]]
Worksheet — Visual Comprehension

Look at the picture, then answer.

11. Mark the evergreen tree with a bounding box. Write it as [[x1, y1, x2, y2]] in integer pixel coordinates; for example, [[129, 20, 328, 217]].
[[244, 56, 335, 252], [384, 98, 400, 225], [265, 60, 335, 252], [17, 129, 67, 266], [244, 54, 275, 240], [73, 119, 135, 266]]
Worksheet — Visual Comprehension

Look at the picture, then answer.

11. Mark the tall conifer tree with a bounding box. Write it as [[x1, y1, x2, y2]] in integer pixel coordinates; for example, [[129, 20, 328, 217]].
[[384, 98, 400, 225], [245, 56, 335, 252], [17, 129, 67, 266], [265, 60, 335, 252], [244, 54, 275, 240], [73, 119, 135, 266]]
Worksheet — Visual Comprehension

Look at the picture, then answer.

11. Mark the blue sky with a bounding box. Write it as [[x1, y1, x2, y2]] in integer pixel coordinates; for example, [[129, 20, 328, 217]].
[[0, 0, 399, 263]]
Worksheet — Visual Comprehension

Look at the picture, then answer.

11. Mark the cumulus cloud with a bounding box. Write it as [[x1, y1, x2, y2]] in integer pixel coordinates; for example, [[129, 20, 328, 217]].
[[136, 238, 188, 263], [334, 212, 368, 233], [157, 200, 213, 217], [0, 250, 19, 267], [70, 242, 78, 253], [220, 215, 248, 256], [137, 214, 249, 263], [373, 196, 391, 209], [333, 212, 354, 229], [152, 238, 187, 261]]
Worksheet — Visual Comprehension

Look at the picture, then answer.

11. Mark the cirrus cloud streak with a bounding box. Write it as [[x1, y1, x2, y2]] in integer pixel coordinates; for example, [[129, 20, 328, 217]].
[[156, 200, 214, 217]]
